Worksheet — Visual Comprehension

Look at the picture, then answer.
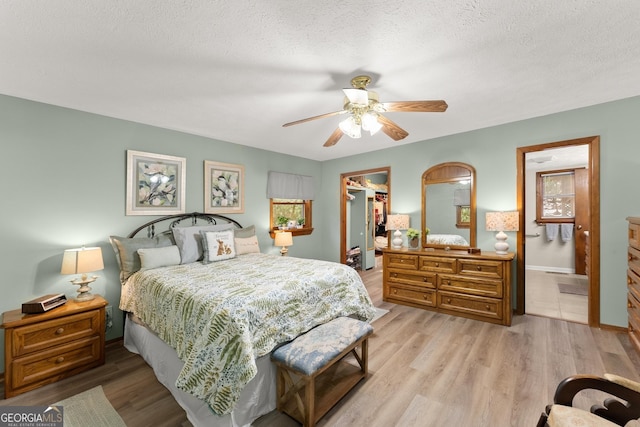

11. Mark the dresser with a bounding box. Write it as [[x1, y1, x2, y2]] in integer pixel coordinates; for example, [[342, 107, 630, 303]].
[[627, 217, 640, 353], [1, 295, 107, 398], [383, 248, 515, 326]]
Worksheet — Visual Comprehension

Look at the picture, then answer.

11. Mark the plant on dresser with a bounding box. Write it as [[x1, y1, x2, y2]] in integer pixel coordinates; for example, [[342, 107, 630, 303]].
[[382, 248, 515, 326], [1, 295, 108, 398], [627, 217, 640, 353]]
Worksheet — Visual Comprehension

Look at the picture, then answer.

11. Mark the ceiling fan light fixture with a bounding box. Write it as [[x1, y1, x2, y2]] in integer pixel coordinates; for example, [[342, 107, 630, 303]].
[[339, 116, 361, 138], [361, 111, 382, 135]]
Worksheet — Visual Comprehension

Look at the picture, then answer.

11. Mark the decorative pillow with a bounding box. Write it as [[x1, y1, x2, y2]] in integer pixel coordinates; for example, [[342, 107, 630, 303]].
[[234, 225, 256, 239], [172, 224, 234, 264], [201, 230, 236, 263], [109, 234, 175, 283], [234, 235, 261, 255], [138, 245, 181, 270]]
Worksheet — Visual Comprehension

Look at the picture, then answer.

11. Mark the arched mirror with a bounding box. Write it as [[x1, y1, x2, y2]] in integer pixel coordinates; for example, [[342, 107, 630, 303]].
[[421, 162, 476, 249]]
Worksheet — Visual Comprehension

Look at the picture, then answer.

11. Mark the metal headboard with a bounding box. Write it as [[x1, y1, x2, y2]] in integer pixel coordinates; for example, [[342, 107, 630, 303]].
[[127, 212, 243, 238]]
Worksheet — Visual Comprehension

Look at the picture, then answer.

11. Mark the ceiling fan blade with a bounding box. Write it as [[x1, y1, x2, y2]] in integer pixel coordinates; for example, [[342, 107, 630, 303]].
[[323, 128, 344, 147], [342, 88, 369, 106], [283, 110, 347, 127], [381, 100, 448, 113], [377, 115, 409, 141]]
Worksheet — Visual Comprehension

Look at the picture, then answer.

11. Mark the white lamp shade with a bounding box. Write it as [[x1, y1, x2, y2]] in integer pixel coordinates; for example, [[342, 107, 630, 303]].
[[61, 247, 104, 275], [386, 214, 410, 231], [485, 211, 519, 232], [274, 231, 293, 247]]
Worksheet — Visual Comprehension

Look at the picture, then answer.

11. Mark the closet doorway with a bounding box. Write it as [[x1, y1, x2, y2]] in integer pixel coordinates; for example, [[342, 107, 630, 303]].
[[340, 167, 390, 268], [516, 136, 600, 327]]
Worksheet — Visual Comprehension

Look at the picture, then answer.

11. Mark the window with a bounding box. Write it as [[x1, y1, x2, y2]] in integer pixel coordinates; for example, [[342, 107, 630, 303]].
[[536, 169, 576, 223], [456, 206, 471, 228], [270, 199, 312, 236]]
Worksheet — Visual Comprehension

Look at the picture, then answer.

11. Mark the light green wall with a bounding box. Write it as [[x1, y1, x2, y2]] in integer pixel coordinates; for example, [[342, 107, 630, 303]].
[[2, 93, 639, 374], [321, 95, 640, 329]]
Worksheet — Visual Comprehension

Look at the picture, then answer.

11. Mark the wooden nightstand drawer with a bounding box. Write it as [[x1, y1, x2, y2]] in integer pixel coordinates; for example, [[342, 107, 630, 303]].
[[385, 254, 418, 270], [438, 291, 503, 321], [439, 274, 503, 298], [387, 269, 436, 289], [388, 285, 436, 307], [457, 259, 503, 280], [630, 221, 640, 250], [629, 246, 640, 277], [11, 310, 102, 357], [11, 336, 102, 392], [418, 256, 456, 273]]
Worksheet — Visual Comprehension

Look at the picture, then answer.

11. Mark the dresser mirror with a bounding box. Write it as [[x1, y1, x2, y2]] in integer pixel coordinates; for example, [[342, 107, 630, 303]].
[[421, 162, 476, 249]]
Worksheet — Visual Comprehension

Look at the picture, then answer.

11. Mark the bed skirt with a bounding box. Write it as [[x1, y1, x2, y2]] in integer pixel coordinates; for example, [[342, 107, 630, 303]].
[[123, 314, 276, 427]]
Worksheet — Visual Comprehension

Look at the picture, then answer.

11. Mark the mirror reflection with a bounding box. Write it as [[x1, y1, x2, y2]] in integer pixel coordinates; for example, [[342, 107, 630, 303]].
[[422, 162, 476, 249]]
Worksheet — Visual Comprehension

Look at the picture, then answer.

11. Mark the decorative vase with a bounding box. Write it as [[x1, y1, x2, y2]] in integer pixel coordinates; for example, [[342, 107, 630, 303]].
[[409, 237, 419, 249]]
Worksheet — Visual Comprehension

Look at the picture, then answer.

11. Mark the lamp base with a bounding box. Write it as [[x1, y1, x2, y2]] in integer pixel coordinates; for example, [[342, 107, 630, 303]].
[[494, 231, 509, 255], [392, 229, 403, 249], [280, 247, 289, 256], [71, 275, 97, 302]]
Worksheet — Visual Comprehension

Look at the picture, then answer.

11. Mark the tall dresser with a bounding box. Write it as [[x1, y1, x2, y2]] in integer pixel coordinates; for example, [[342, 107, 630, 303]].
[[627, 217, 640, 353], [383, 248, 515, 326]]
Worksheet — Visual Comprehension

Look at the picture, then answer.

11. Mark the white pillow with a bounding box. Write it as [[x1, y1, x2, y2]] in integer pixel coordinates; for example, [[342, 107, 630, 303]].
[[201, 230, 236, 263], [234, 235, 261, 255], [172, 224, 234, 264], [137, 245, 181, 270]]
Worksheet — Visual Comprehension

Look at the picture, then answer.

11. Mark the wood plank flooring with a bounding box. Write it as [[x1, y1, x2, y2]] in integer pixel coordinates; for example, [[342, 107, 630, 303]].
[[2, 258, 639, 426]]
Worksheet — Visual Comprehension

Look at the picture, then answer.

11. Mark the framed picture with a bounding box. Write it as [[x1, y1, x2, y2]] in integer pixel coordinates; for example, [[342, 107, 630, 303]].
[[204, 160, 244, 214], [126, 150, 186, 215]]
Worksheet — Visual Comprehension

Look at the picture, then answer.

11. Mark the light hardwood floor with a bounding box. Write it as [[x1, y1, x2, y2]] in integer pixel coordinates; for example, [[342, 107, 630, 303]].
[[525, 269, 588, 324], [2, 259, 638, 426]]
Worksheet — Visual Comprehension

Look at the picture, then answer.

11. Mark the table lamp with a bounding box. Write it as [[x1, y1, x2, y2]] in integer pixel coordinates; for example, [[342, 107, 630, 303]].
[[485, 211, 519, 254], [61, 246, 104, 301], [386, 214, 410, 249], [274, 231, 293, 256]]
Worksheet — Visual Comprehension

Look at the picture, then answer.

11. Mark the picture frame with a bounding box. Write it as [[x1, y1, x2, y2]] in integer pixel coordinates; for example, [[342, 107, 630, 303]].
[[126, 150, 186, 216], [204, 160, 244, 214]]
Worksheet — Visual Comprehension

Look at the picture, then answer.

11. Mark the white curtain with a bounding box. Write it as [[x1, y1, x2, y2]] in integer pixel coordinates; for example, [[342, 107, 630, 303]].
[[266, 171, 315, 200]]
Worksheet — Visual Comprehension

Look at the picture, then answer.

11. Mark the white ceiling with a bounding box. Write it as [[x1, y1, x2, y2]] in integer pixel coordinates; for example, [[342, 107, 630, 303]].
[[2, 1, 639, 161]]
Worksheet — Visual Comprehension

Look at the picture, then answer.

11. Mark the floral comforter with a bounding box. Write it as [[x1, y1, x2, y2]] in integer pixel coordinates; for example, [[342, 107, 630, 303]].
[[119, 253, 375, 415]]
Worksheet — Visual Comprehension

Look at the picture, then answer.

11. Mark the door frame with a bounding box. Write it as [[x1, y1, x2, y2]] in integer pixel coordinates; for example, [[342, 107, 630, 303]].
[[340, 167, 391, 264], [516, 136, 600, 327]]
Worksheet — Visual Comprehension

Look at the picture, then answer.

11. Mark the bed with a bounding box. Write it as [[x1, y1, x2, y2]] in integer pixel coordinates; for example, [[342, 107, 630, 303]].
[[110, 212, 376, 427]]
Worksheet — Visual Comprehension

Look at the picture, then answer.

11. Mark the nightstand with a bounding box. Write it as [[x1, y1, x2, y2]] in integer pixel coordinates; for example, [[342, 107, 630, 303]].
[[1, 295, 107, 398]]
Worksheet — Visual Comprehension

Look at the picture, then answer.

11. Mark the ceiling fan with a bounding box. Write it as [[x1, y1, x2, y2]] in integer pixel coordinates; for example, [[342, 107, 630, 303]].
[[282, 75, 448, 147]]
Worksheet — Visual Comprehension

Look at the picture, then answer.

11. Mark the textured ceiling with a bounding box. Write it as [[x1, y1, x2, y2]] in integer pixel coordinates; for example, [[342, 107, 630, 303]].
[[1, 1, 639, 161]]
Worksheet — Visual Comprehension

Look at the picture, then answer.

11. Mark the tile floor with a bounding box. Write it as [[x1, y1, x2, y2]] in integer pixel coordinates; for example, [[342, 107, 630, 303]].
[[525, 269, 588, 324]]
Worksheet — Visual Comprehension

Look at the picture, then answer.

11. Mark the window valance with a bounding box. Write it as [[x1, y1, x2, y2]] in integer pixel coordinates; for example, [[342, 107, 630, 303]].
[[267, 171, 315, 200]]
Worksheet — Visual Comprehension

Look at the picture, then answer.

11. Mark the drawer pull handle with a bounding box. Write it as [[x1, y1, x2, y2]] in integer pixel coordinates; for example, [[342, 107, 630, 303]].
[[392, 273, 398, 278], [477, 266, 482, 271], [393, 289, 397, 294], [485, 305, 490, 310], [55, 328, 64, 335], [447, 298, 451, 303], [55, 356, 64, 364], [423, 294, 428, 300], [423, 277, 428, 282], [435, 263, 439, 267], [629, 301, 633, 308]]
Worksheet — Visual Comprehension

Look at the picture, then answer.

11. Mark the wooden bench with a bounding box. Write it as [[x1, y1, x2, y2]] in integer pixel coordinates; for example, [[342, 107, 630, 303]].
[[271, 317, 374, 427]]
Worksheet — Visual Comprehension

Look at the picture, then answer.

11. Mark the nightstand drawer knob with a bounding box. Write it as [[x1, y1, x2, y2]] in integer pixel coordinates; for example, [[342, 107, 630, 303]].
[[55, 328, 65, 335], [435, 263, 439, 267], [486, 305, 490, 310], [55, 356, 65, 364], [477, 266, 482, 271]]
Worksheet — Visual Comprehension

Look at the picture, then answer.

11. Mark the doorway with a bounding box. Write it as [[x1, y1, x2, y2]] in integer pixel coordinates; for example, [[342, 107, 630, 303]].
[[516, 136, 600, 327], [340, 167, 391, 267]]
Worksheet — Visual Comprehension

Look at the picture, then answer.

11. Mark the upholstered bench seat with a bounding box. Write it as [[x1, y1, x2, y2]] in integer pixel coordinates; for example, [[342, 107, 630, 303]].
[[271, 316, 373, 427]]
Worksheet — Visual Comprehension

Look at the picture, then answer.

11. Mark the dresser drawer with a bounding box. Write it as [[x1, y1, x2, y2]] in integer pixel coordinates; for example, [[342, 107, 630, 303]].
[[419, 256, 456, 273], [439, 274, 503, 298], [388, 285, 436, 307], [630, 222, 640, 250], [11, 310, 102, 357], [387, 269, 436, 289], [457, 259, 503, 280], [438, 291, 503, 321], [629, 268, 640, 303], [11, 336, 102, 391], [629, 246, 640, 277], [385, 254, 418, 270]]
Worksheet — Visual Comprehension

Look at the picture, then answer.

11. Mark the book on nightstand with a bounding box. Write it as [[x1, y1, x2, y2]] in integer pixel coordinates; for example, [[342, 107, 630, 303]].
[[22, 293, 67, 314]]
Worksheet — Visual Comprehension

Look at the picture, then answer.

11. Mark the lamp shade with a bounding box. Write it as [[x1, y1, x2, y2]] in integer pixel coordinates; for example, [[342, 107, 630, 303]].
[[61, 247, 104, 275], [274, 231, 293, 247], [485, 211, 519, 232], [386, 214, 410, 231]]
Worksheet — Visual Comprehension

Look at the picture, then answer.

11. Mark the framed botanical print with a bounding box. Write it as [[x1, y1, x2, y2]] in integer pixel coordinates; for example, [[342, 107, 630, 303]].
[[126, 150, 186, 215], [204, 160, 244, 214]]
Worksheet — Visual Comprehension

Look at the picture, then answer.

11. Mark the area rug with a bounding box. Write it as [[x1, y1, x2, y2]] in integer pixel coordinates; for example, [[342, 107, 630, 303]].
[[53, 385, 126, 427], [372, 307, 389, 323], [558, 282, 588, 296]]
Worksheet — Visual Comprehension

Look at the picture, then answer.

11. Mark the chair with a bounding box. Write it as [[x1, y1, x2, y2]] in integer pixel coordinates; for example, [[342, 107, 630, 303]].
[[536, 374, 640, 426]]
